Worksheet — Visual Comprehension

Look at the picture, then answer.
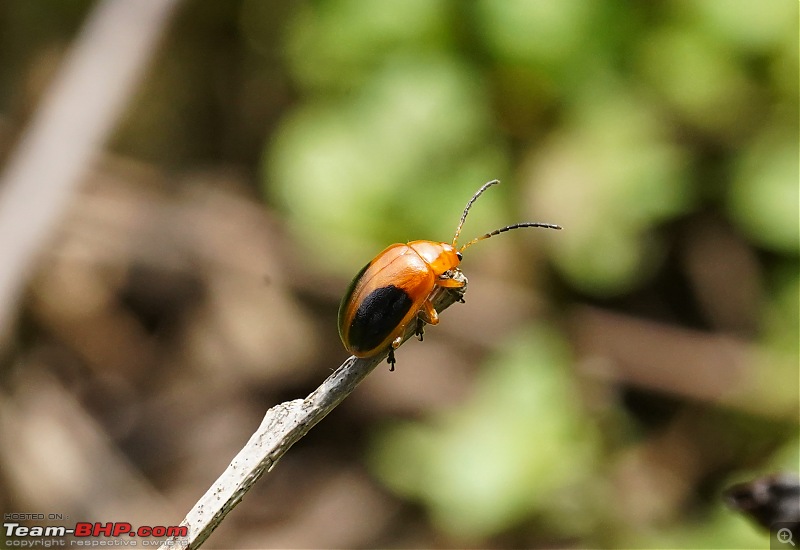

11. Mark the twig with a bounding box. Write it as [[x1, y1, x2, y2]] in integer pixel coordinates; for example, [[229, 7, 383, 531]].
[[159, 271, 467, 550], [0, 0, 181, 339]]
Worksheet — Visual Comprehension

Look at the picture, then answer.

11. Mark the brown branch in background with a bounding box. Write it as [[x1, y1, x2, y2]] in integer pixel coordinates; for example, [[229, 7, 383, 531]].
[[572, 306, 798, 419], [159, 273, 467, 550], [0, 0, 182, 341]]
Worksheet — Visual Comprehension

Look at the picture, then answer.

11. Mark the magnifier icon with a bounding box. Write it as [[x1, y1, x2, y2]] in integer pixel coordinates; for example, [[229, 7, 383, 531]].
[[778, 528, 795, 546]]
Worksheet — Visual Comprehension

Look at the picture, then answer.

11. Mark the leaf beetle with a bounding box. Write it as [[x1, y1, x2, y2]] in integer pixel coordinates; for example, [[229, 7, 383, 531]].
[[337, 179, 561, 370]]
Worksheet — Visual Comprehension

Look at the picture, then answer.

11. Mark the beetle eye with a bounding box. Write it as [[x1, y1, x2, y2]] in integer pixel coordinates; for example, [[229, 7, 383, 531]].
[[456, 251, 463, 261]]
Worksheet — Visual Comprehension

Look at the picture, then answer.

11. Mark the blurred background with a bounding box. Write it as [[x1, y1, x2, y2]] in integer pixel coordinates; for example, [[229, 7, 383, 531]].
[[0, 1, 797, 548]]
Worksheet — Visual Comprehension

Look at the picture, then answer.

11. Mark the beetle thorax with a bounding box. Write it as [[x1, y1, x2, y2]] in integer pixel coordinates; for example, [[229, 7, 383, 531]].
[[407, 240, 460, 276]]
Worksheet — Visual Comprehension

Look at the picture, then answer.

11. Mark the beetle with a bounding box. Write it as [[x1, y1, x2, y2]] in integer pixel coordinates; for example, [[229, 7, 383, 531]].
[[337, 179, 561, 370]]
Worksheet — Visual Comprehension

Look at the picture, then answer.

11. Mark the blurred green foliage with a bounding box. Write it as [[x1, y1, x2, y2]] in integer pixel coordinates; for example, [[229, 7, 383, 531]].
[[265, 0, 797, 292], [4, 0, 794, 547], [262, 0, 797, 547], [370, 326, 597, 540]]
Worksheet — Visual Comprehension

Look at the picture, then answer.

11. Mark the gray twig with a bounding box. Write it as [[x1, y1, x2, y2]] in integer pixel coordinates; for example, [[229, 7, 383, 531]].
[[159, 271, 467, 550]]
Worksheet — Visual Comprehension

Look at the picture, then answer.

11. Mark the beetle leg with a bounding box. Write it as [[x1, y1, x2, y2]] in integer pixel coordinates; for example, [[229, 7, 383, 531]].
[[386, 335, 403, 372], [435, 275, 466, 289], [418, 300, 439, 325], [415, 317, 425, 341], [387, 349, 396, 371]]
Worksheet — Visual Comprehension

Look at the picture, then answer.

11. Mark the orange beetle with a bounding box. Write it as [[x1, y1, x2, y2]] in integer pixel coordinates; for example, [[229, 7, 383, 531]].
[[338, 180, 561, 370]]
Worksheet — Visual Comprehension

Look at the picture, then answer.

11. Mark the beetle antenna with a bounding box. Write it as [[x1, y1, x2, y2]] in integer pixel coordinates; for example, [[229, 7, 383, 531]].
[[460, 222, 562, 252], [452, 179, 500, 247]]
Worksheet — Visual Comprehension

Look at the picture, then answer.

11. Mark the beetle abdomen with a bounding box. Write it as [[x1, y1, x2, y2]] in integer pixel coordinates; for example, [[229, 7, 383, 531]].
[[347, 285, 413, 353]]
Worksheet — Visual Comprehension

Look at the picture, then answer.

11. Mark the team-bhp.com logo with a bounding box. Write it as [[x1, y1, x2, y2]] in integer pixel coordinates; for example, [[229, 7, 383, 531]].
[[4, 521, 188, 547]]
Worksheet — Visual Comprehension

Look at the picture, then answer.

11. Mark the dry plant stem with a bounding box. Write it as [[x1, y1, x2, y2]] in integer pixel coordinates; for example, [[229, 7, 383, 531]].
[[159, 272, 467, 550], [0, 0, 181, 339]]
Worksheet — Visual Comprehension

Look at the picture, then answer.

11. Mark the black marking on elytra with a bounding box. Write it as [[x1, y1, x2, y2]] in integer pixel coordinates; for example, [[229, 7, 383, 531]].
[[348, 285, 413, 352], [338, 261, 371, 340]]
